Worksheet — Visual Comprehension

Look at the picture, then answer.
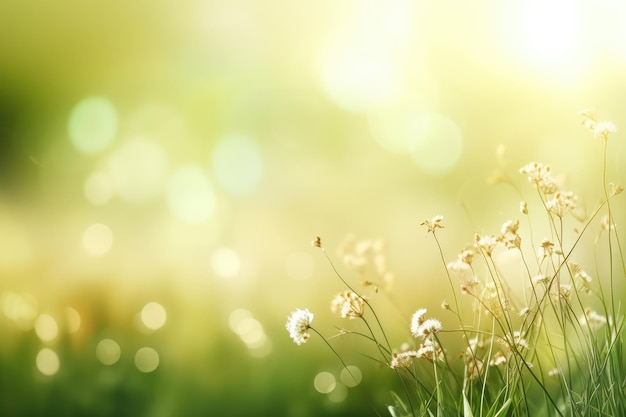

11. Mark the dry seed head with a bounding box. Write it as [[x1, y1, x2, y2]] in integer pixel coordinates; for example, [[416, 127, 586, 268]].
[[331, 291, 365, 319], [520, 201, 528, 215], [421, 215, 444, 234], [467, 358, 484, 379], [475, 234, 498, 256], [611, 183, 623, 197], [593, 121, 617, 141], [490, 351, 507, 366], [390, 351, 418, 369], [580, 309, 607, 328], [416, 338, 443, 362], [410, 308, 428, 336]]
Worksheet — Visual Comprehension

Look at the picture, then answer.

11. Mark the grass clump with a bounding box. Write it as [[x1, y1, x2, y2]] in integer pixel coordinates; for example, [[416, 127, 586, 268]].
[[286, 111, 625, 416]]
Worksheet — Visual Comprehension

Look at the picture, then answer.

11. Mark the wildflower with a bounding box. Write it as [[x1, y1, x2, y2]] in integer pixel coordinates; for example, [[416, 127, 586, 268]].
[[286, 309, 314, 345], [571, 263, 593, 294], [447, 248, 474, 273], [390, 351, 418, 369], [311, 236, 323, 249], [441, 300, 450, 311], [579, 109, 597, 130], [416, 338, 443, 362], [600, 215, 614, 232], [538, 239, 555, 258], [331, 291, 365, 319], [593, 121, 617, 141], [501, 219, 519, 236], [499, 331, 529, 353], [532, 274, 549, 285], [489, 351, 507, 366], [548, 368, 559, 377], [482, 282, 510, 317], [519, 162, 559, 194], [520, 201, 528, 215], [546, 190, 577, 218], [467, 358, 484, 379], [460, 278, 480, 295], [421, 215, 444, 234], [518, 307, 530, 317], [475, 234, 498, 256], [416, 319, 443, 338], [580, 109, 617, 141], [555, 284, 572, 302], [500, 219, 521, 249], [611, 183, 623, 197], [410, 308, 427, 336], [580, 308, 607, 328]]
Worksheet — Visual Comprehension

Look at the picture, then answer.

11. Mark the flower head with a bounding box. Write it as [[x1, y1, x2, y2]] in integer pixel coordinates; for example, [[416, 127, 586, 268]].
[[410, 308, 428, 336], [331, 291, 365, 319], [286, 309, 314, 345], [390, 350, 418, 369], [519, 162, 559, 194], [421, 215, 444, 235]]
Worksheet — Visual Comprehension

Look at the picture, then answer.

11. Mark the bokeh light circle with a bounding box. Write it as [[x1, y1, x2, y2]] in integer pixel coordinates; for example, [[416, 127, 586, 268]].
[[96, 339, 121, 365], [34, 314, 58, 344], [135, 347, 160, 373], [82, 223, 114, 256], [140, 302, 167, 331], [327, 383, 348, 403], [68, 96, 118, 154], [340, 365, 362, 387], [167, 165, 216, 224], [211, 247, 241, 279], [211, 134, 263, 195], [65, 307, 81, 333], [36, 348, 60, 376], [313, 371, 336, 394]]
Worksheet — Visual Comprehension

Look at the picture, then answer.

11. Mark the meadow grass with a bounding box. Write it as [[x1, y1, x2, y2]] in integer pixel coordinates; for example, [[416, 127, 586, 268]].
[[286, 111, 625, 416]]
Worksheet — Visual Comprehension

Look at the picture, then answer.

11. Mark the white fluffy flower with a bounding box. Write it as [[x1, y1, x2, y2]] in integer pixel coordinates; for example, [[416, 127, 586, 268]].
[[286, 309, 314, 345]]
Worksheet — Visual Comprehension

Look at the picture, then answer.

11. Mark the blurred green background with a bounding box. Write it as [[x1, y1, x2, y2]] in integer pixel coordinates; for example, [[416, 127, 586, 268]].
[[1, 0, 625, 416]]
